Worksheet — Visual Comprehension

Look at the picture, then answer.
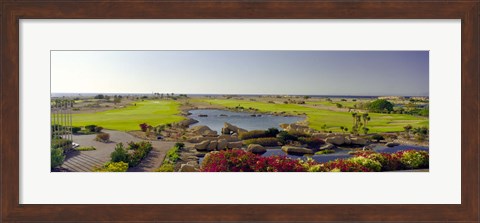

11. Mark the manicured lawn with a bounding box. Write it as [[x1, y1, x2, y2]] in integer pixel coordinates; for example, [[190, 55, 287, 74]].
[[202, 99, 428, 133], [72, 100, 184, 131]]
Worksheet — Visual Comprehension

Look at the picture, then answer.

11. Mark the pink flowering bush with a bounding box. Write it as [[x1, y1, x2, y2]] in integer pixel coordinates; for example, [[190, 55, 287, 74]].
[[201, 149, 307, 172]]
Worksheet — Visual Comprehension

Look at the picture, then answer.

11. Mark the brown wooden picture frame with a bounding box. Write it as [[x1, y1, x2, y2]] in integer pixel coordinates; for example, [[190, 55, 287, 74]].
[[1, 1, 478, 222]]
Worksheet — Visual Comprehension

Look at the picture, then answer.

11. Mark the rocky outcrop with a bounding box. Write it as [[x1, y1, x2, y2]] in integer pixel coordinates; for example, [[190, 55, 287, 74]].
[[189, 125, 218, 137], [319, 143, 335, 150], [207, 140, 218, 151], [351, 137, 367, 146], [194, 140, 210, 151], [279, 123, 312, 134], [246, 144, 266, 154], [281, 146, 314, 155], [188, 136, 219, 143], [174, 118, 199, 128], [386, 142, 400, 147], [179, 164, 198, 172], [221, 122, 247, 135], [217, 139, 228, 150], [218, 134, 240, 142], [325, 136, 345, 146], [227, 141, 244, 149]]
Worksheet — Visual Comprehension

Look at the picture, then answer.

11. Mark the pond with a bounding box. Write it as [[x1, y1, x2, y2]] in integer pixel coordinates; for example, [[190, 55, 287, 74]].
[[188, 109, 304, 133]]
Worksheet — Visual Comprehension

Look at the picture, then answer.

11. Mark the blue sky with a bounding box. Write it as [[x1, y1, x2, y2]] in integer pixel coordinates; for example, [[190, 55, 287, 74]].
[[51, 51, 429, 96]]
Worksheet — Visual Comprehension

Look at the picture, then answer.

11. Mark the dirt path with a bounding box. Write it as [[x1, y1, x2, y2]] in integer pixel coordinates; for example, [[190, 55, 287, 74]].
[[70, 130, 177, 171]]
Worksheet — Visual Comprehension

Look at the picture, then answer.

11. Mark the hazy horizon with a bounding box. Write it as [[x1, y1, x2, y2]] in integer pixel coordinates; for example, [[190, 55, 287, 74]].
[[51, 51, 429, 96]]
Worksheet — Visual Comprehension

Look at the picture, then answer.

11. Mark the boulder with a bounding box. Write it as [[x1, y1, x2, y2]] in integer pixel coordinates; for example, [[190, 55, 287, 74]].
[[194, 140, 210, 151], [227, 141, 243, 149], [312, 133, 328, 138], [207, 140, 218, 151], [189, 125, 218, 136], [179, 164, 197, 172], [175, 118, 199, 128], [281, 146, 314, 155], [246, 144, 266, 154], [386, 142, 400, 147], [222, 122, 248, 135], [218, 134, 240, 142], [351, 137, 367, 146], [344, 137, 352, 145], [319, 143, 335, 150], [217, 139, 228, 150], [325, 136, 345, 146]]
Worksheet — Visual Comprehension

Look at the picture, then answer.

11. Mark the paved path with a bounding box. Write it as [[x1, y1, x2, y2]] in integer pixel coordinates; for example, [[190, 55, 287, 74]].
[[63, 130, 177, 172]]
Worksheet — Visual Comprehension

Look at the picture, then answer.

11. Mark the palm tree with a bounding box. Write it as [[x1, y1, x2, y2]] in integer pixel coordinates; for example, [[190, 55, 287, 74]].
[[351, 112, 358, 126], [362, 113, 370, 127]]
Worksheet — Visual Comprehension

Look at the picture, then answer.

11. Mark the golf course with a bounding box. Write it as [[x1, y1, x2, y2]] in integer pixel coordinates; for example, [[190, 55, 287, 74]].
[[70, 97, 428, 133]]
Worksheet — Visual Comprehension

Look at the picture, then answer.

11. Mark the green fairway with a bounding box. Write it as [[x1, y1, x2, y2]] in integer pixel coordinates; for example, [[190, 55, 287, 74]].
[[71, 100, 184, 131], [202, 99, 428, 133]]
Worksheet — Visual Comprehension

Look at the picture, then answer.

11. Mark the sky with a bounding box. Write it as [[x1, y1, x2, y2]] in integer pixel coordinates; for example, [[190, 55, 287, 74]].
[[51, 51, 429, 96]]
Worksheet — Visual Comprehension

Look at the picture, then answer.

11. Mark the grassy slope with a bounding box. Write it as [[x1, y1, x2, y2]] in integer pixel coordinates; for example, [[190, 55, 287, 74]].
[[72, 100, 184, 131], [203, 99, 428, 133]]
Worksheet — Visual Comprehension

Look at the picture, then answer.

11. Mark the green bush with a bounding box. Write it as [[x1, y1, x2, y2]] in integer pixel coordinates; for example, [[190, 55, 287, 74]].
[[111, 143, 129, 163], [51, 147, 65, 169], [371, 134, 385, 142], [95, 161, 128, 172], [94, 126, 103, 133], [75, 146, 96, 151], [239, 130, 268, 140], [400, 150, 429, 169], [155, 144, 182, 172], [156, 163, 175, 172], [349, 156, 382, 172], [127, 141, 153, 167], [265, 128, 280, 137], [277, 131, 298, 143], [51, 138, 72, 149], [243, 137, 280, 146], [85, 125, 97, 132], [72, 127, 81, 134]]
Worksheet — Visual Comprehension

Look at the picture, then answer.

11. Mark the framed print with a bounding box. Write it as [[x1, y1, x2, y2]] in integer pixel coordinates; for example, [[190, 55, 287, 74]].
[[1, 1, 478, 222]]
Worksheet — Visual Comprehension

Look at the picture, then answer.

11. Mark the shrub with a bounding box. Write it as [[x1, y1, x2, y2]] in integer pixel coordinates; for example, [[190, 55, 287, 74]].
[[201, 149, 306, 172], [139, 123, 148, 132], [243, 137, 280, 146], [265, 128, 280, 137], [95, 133, 110, 142], [397, 150, 429, 169], [155, 144, 181, 171], [277, 131, 298, 143], [72, 127, 81, 134], [349, 156, 382, 172], [315, 159, 371, 172], [127, 141, 153, 167], [94, 126, 103, 133], [95, 161, 128, 172], [298, 137, 325, 148], [371, 134, 385, 142], [75, 146, 96, 151], [110, 143, 129, 163], [51, 138, 72, 149], [239, 130, 268, 140], [51, 147, 65, 169], [85, 125, 97, 132], [156, 163, 175, 172]]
